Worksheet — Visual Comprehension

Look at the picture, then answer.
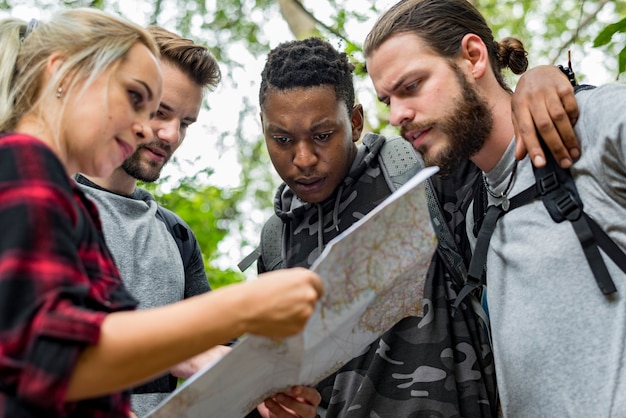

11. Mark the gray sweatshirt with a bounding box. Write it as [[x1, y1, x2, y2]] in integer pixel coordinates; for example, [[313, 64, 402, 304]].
[[477, 84, 626, 416]]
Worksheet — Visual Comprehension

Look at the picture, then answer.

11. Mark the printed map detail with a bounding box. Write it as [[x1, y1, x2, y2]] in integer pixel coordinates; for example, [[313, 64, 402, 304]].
[[147, 166, 439, 418]]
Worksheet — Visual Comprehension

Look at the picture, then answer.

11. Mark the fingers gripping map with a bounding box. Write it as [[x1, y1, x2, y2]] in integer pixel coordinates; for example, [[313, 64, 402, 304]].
[[147, 166, 439, 417]]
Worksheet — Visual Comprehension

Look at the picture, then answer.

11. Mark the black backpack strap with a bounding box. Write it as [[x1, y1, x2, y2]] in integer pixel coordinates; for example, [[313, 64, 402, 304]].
[[155, 205, 192, 269], [585, 213, 626, 275], [534, 141, 617, 294], [455, 205, 503, 310], [238, 213, 284, 272], [455, 183, 537, 310], [462, 138, 623, 307], [237, 246, 261, 272], [472, 177, 488, 239]]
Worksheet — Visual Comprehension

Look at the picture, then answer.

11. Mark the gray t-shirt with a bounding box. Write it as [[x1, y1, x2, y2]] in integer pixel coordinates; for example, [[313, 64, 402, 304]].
[[476, 84, 626, 416], [79, 183, 186, 308], [77, 179, 193, 417]]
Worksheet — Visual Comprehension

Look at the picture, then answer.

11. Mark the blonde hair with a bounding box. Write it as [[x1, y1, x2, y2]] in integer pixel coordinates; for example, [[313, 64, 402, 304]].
[[0, 8, 159, 132]]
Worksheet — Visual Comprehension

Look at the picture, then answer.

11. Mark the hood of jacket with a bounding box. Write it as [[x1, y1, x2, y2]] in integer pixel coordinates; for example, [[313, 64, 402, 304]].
[[272, 132, 392, 268]]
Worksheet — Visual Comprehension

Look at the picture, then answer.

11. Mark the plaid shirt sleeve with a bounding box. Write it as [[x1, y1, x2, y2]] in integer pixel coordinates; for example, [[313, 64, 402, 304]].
[[0, 134, 137, 417]]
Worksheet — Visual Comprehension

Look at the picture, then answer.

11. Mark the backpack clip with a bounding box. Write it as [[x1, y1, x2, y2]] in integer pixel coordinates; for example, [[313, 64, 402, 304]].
[[537, 172, 581, 223], [554, 191, 581, 221], [537, 172, 559, 195]]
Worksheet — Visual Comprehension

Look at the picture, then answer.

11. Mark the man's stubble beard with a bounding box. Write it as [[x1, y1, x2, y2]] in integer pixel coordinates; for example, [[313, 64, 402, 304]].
[[122, 147, 168, 183]]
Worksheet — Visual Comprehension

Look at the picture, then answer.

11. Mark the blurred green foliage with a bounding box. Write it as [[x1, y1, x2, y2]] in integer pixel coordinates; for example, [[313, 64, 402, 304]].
[[2, 0, 623, 288]]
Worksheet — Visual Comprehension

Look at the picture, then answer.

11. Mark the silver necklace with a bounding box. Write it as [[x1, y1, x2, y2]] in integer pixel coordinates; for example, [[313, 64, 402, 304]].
[[483, 160, 518, 211]]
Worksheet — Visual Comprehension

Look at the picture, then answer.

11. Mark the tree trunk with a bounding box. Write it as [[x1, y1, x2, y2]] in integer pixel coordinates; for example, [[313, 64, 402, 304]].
[[277, 0, 319, 40]]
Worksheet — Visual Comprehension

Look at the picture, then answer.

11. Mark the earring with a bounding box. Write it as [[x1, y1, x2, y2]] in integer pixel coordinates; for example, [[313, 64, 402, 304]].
[[56, 86, 63, 99]]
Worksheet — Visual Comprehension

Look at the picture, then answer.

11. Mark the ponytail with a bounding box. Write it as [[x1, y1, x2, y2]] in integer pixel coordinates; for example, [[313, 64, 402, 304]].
[[0, 18, 26, 132], [496, 37, 528, 75]]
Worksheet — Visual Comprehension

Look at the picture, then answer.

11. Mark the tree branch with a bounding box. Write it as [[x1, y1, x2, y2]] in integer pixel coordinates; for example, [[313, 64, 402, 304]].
[[278, 0, 318, 39], [289, 0, 354, 45], [550, 0, 611, 64]]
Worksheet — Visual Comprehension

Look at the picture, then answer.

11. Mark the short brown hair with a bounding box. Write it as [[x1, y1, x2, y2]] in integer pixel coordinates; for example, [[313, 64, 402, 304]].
[[148, 26, 221, 91], [364, 0, 528, 92]]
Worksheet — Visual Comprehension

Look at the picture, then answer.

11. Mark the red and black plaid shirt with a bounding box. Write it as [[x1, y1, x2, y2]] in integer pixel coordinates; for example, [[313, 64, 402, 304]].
[[0, 134, 137, 417]]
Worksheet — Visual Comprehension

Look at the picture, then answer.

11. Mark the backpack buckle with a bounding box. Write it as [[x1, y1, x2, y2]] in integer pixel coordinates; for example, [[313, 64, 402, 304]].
[[537, 172, 559, 195], [537, 172, 581, 222], [554, 190, 581, 221]]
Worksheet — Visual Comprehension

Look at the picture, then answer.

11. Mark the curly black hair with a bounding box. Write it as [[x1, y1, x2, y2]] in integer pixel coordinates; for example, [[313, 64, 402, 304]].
[[259, 37, 355, 113]]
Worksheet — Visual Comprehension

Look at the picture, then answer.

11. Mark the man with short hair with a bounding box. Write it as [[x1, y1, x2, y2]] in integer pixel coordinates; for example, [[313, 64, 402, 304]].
[[365, 0, 626, 415], [77, 27, 220, 416]]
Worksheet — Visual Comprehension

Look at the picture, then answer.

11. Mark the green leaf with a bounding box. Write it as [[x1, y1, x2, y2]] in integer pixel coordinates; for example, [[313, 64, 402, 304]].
[[593, 17, 626, 47]]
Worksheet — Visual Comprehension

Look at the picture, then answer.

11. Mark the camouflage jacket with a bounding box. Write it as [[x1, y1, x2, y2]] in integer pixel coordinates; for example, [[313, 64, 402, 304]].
[[258, 133, 497, 418], [258, 133, 394, 272]]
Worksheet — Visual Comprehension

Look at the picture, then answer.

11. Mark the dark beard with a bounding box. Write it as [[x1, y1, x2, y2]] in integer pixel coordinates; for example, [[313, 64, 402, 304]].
[[122, 147, 167, 183], [424, 65, 493, 176]]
